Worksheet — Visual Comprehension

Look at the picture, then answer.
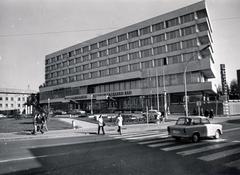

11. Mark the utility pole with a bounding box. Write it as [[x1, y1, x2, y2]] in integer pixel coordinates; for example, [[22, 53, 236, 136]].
[[156, 69, 160, 112]]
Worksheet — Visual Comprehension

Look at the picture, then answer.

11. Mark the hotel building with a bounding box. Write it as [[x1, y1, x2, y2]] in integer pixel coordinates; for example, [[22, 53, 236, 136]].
[[39, 1, 215, 114]]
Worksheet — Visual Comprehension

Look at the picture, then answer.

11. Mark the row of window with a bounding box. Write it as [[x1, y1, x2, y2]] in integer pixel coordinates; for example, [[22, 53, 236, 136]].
[[0, 97, 25, 101], [45, 51, 203, 86], [46, 10, 208, 65], [0, 103, 25, 108], [46, 36, 204, 77]]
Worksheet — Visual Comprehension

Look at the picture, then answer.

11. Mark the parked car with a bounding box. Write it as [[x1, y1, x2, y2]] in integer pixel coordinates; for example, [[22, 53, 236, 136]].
[[53, 110, 67, 115], [0, 114, 6, 118], [167, 116, 223, 143], [69, 109, 87, 117], [142, 109, 161, 122]]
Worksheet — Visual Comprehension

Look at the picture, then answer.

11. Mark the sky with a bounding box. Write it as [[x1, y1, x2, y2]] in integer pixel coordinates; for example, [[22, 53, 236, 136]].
[[0, 0, 240, 91]]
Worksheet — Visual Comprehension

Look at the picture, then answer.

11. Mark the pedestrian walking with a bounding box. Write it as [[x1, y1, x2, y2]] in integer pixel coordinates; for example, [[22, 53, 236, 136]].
[[161, 111, 165, 123], [97, 115, 105, 135], [209, 109, 214, 119], [42, 113, 48, 131], [204, 109, 209, 118], [156, 111, 161, 125], [32, 112, 44, 134], [116, 113, 123, 135]]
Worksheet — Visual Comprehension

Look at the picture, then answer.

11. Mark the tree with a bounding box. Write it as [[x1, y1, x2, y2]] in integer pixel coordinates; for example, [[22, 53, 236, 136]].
[[229, 79, 239, 99], [25, 93, 46, 114]]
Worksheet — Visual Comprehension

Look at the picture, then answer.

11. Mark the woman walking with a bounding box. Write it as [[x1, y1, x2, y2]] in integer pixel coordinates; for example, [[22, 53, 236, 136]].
[[97, 115, 105, 135]]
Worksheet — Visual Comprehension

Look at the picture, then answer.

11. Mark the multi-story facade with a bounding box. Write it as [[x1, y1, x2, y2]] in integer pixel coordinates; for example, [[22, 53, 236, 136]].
[[40, 1, 215, 114], [0, 88, 36, 114]]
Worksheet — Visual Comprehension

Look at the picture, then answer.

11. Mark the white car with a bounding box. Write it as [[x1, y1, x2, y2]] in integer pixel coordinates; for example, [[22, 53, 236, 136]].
[[167, 116, 223, 143]]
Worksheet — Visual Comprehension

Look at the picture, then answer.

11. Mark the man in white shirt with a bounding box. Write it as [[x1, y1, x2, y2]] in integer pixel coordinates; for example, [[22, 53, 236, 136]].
[[116, 113, 123, 135]]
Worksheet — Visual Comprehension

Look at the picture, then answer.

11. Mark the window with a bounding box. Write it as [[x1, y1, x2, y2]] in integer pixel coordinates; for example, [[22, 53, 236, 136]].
[[69, 68, 75, 74], [76, 74, 82, 81], [140, 26, 151, 35], [51, 57, 56, 63], [166, 30, 180, 40], [119, 54, 128, 62], [108, 37, 117, 45], [181, 25, 196, 36], [99, 40, 107, 48], [68, 51, 74, 57], [6, 97, 8, 101], [69, 59, 75, 65], [167, 42, 181, 52], [140, 37, 152, 47], [63, 69, 68, 75], [83, 73, 90, 80], [62, 77, 68, 83], [129, 52, 140, 60], [118, 33, 127, 42], [91, 71, 99, 78], [108, 47, 117, 55], [109, 67, 118, 75], [168, 55, 182, 64], [180, 13, 195, 24], [76, 57, 82, 63], [82, 46, 89, 53], [75, 48, 81, 55], [99, 59, 108, 67], [197, 22, 209, 32], [153, 46, 166, 55], [183, 52, 198, 62], [182, 39, 198, 49], [90, 43, 98, 50], [100, 69, 108, 77], [99, 50, 107, 57], [63, 53, 68, 59], [154, 58, 164, 67], [90, 52, 98, 60], [91, 61, 98, 68], [119, 65, 128, 73], [11, 104, 14, 107], [0, 97, 2, 101], [63, 61, 68, 67], [11, 97, 14, 101], [129, 41, 139, 49], [141, 49, 152, 58], [0, 104, 2, 108], [56, 55, 61, 61], [118, 44, 128, 52], [152, 22, 164, 32], [57, 71, 63, 76], [69, 75, 76, 82], [130, 63, 140, 71], [153, 34, 165, 43], [18, 97, 21, 101], [166, 18, 179, 28], [83, 64, 89, 71], [57, 63, 62, 69], [142, 60, 153, 69], [5, 104, 8, 108], [83, 55, 89, 62], [109, 57, 118, 65], [197, 9, 207, 19], [128, 30, 138, 39], [76, 66, 82, 72]]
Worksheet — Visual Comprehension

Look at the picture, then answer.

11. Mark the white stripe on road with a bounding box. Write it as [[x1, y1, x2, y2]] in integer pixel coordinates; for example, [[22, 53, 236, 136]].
[[111, 131, 161, 138], [138, 138, 174, 145], [177, 142, 237, 156], [225, 159, 240, 170], [126, 133, 168, 140], [162, 142, 207, 151], [224, 127, 240, 132], [148, 142, 175, 148], [198, 147, 240, 161]]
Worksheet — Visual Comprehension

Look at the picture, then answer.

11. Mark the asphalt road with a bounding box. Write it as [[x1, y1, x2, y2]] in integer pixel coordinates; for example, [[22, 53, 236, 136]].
[[1, 119, 240, 175]]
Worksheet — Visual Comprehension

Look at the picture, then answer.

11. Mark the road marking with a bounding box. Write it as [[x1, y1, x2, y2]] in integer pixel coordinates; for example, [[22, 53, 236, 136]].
[[111, 131, 161, 138], [126, 133, 168, 140], [224, 127, 240, 132], [138, 138, 174, 145], [148, 142, 175, 148], [162, 142, 207, 151], [202, 138, 227, 142], [177, 142, 237, 156], [225, 159, 240, 170], [198, 147, 240, 161]]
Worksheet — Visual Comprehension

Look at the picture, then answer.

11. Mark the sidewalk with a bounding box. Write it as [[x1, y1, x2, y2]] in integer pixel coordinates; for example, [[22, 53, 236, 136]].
[[0, 115, 237, 142]]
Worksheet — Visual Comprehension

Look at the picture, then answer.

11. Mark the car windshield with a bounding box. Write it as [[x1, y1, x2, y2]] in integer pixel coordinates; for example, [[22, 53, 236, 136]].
[[176, 118, 192, 125]]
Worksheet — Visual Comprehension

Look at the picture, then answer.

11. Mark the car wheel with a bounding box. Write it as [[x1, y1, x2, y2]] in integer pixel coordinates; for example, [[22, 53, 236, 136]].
[[214, 130, 220, 139], [192, 133, 200, 143]]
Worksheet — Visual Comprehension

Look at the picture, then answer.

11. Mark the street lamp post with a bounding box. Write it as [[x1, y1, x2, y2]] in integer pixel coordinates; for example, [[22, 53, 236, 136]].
[[184, 45, 210, 117], [90, 94, 93, 115], [47, 98, 50, 117]]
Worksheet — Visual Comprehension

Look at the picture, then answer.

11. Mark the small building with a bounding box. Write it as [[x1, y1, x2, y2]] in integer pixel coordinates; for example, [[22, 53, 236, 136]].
[[0, 88, 36, 115]]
